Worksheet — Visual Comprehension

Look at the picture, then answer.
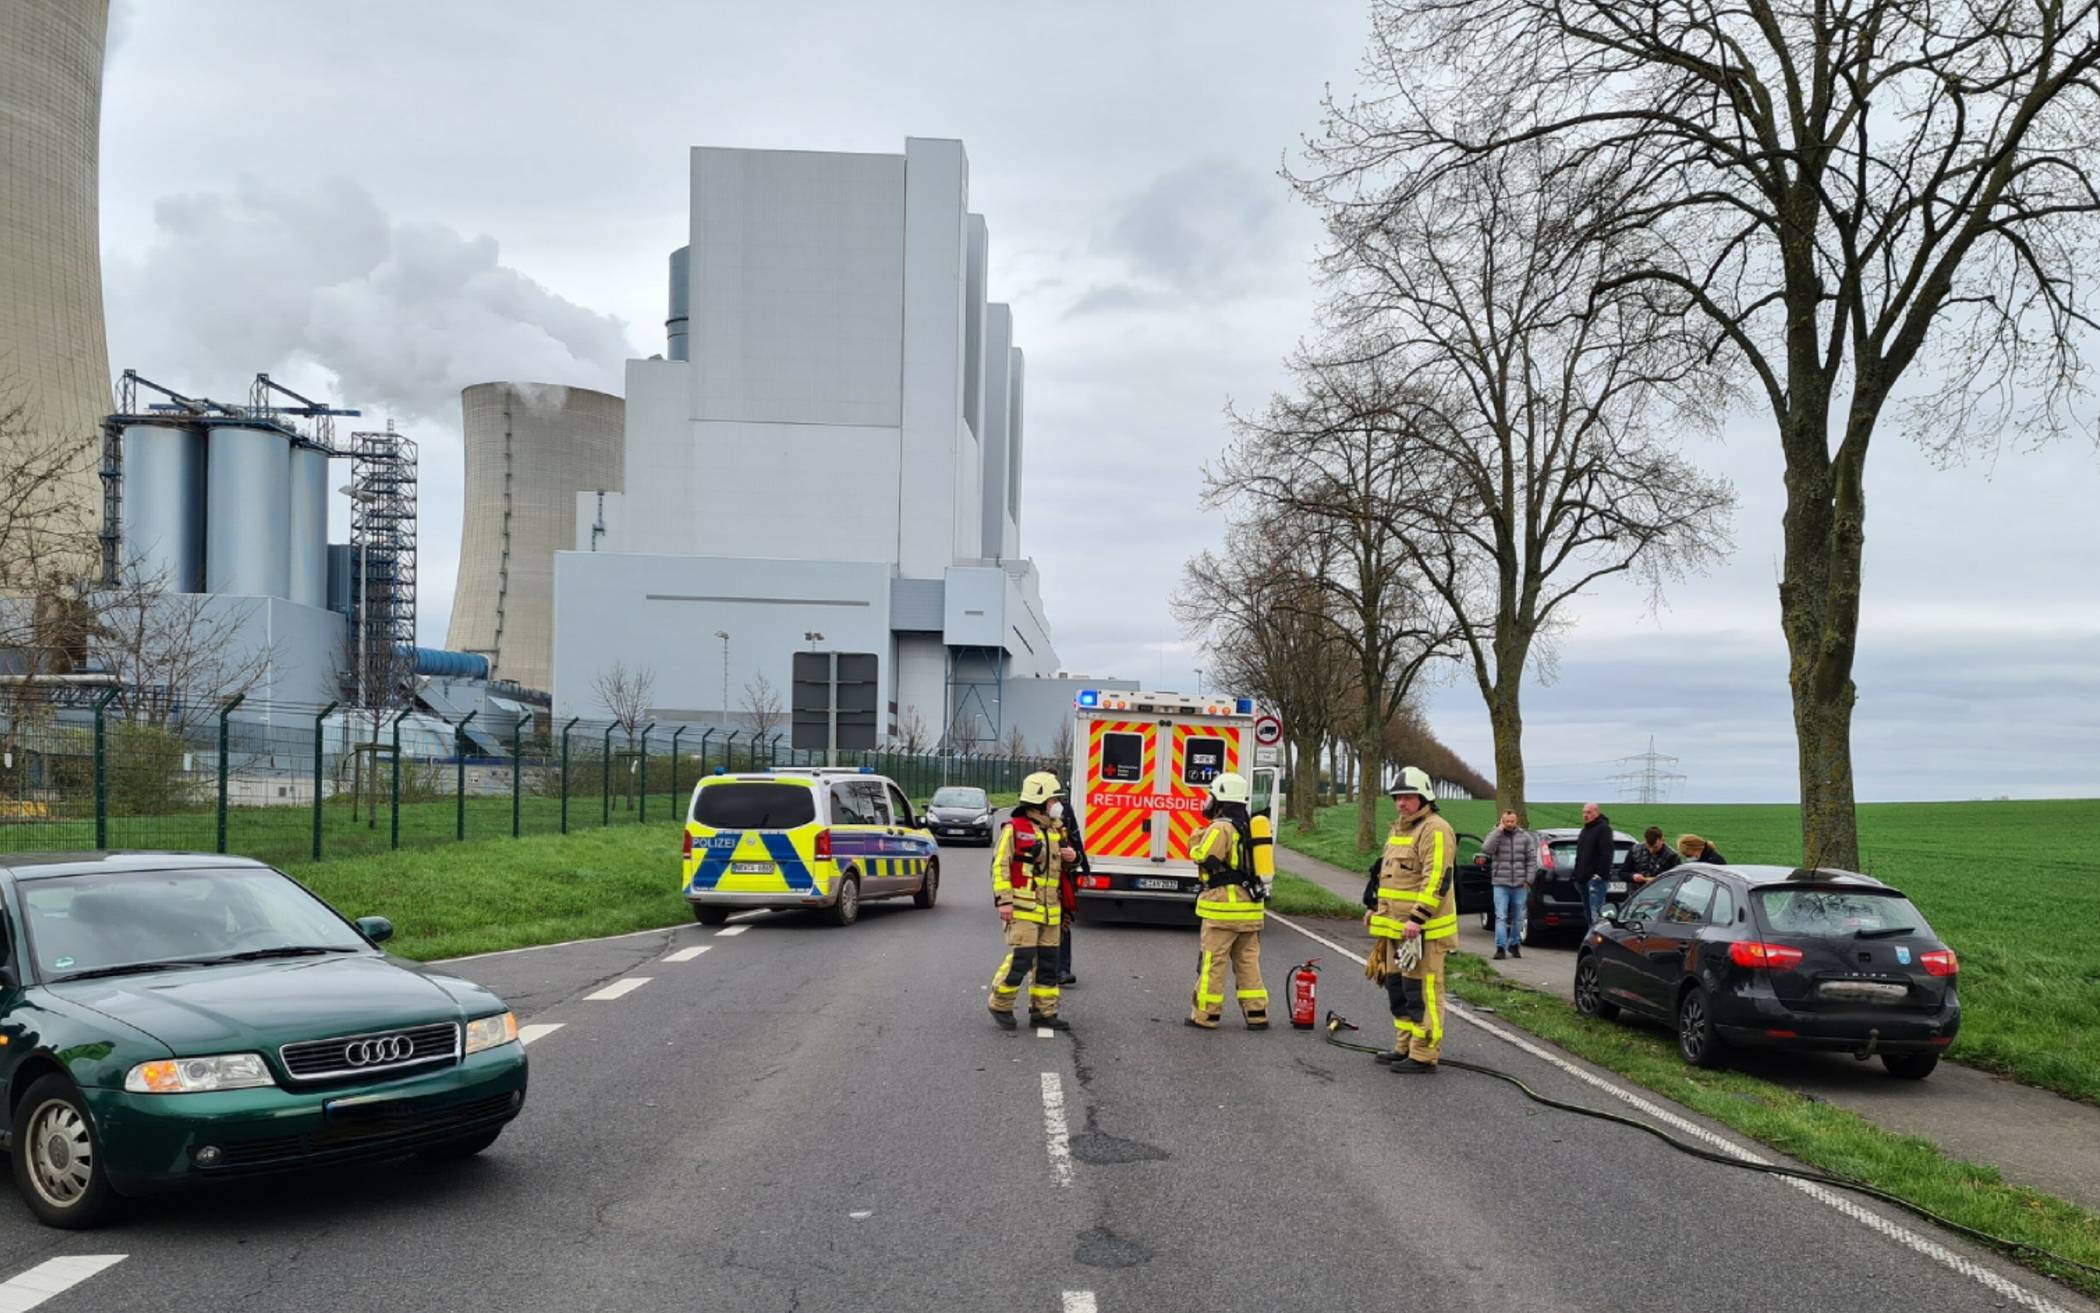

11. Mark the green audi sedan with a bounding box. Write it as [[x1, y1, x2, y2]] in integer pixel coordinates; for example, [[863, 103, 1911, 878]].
[[0, 852, 529, 1228]]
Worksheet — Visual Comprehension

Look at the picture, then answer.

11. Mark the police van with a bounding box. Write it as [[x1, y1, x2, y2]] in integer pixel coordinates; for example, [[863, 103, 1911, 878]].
[[682, 767, 939, 928], [1066, 690, 1280, 922]]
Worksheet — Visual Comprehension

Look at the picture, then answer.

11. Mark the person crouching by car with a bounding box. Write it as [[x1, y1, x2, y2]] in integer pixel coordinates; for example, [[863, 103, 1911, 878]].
[[1622, 826, 1680, 888], [1677, 833, 1726, 865], [1476, 809, 1534, 960]]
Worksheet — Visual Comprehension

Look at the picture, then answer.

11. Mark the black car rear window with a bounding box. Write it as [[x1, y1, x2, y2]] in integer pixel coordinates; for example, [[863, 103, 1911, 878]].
[[1755, 887, 1927, 937], [692, 783, 815, 830]]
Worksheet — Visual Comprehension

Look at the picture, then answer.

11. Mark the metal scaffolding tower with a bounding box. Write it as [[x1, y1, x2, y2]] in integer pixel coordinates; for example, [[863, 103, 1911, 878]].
[[942, 645, 1006, 750], [1610, 736, 1687, 805], [346, 424, 418, 709]]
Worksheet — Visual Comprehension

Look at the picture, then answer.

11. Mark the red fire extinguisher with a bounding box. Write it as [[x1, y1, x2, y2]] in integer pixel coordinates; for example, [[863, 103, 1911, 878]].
[[1289, 959, 1321, 1030]]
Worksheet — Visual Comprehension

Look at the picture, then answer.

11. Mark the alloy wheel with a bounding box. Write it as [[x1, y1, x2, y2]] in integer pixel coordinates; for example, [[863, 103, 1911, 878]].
[[1574, 960, 1599, 1014], [26, 1099, 93, 1210], [1679, 990, 1711, 1063]]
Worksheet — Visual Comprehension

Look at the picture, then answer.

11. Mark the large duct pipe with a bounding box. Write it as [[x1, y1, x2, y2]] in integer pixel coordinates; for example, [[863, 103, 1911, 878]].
[[397, 645, 490, 680], [205, 424, 290, 598], [667, 245, 690, 362], [287, 443, 328, 607], [118, 420, 204, 590]]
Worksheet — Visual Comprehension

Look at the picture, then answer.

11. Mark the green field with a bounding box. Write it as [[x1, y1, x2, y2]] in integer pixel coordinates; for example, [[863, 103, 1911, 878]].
[[1278, 797, 2100, 1104]]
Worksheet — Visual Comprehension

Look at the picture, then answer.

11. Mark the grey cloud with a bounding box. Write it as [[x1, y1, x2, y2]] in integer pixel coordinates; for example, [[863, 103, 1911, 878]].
[[1087, 159, 1292, 300]]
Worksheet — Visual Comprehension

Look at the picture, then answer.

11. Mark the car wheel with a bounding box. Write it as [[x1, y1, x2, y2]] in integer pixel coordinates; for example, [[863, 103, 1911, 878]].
[[1676, 984, 1723, 1068], [1882, 1052, 1939, 1080], [12, 1075, 119, 1229], [826, 875, 861, 927], [1573, 955, 1620, 1021], [693, 904, 731, 926], [912, 861, 940, 909], [417, 1127, 504, 1161]]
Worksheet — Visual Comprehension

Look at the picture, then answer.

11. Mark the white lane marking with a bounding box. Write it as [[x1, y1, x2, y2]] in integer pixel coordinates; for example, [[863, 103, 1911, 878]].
[[715, 925, 749, 938], [1039, 1071, 1074, 1188], [664, 946, 711, 962], [849, 1210, 873, 1220], [1263, 911, 2074, 1313], [0, 1255, 127, 1310], [1036, 1026, 1054, 1039], [518, 1023, 564, 1047], [1062, 1294, 1097, 1313], [433, 926, 670, 964], [584, 977, 652, 1001]]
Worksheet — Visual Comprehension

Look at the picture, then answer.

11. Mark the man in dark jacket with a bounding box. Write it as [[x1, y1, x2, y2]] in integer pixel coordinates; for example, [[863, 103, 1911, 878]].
[[1573, 802, 1616, 926], [1621, 826, 1680, 887]]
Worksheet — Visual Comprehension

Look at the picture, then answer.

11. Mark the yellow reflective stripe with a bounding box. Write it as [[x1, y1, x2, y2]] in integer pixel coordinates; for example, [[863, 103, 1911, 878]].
[[1196, 951, 1222, 1005], [1195, 904, 1265, 922], [991, 827, 1012, 880], [1378, 887, 1438, 904], [1420, 913, 1458, 931], [1029, 986, 1060, 999], [1236, 989, 1269, 1000], [1386, 835, 1415, 847], [1425, 973, 1443, 1045], [1432, 827, 1446, 889], [1393, 1017, 1424, 1036], [990, 953, 1018, 996], [1424, 925, 1458, 941]]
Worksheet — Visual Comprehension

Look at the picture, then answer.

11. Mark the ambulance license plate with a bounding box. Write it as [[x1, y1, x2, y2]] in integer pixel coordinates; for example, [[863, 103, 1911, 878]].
[[1135, 877, 1181, 892], [730, 862, 774, 875]]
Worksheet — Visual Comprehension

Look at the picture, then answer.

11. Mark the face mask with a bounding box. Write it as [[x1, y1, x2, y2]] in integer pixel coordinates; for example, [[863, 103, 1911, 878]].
[[1048, 801, 1064, 821]]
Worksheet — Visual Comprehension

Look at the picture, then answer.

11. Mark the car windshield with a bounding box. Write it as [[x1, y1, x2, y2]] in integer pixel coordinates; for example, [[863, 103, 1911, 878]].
[[1755, 887, 1929, 938], [21, 867, 369, 981], [931, 788, 987, 808], [692, 782, 816, 830]]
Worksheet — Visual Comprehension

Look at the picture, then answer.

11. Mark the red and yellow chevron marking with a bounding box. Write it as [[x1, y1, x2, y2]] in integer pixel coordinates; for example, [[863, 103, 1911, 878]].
[[1085, 719, 1156, 859], [1167, 724, 1242, 860]]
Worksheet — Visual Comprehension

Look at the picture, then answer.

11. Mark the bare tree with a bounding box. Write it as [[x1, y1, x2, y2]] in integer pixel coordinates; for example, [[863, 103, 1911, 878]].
[[1309, 0, 2100, 864], [93, 566, 274, 733], [895, 705, 932, 754], [1048, 717, 1075, 769], [1304, 142, 1735, 823], [594, 661, 656, 739], [0, 382, 100, 682], [1214, 356, 1460, 850], [738, 672, 784, 742], [1001, 723, 1030, 761], [1175, 511, 1355, 831]]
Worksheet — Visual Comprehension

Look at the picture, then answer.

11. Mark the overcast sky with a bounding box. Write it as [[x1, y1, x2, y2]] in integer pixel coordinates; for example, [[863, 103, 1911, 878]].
[[96, 1, 2099, 803]]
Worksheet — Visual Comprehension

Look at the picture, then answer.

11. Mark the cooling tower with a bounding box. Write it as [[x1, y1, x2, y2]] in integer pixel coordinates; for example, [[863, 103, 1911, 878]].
[[446, 382, 624, 692], [0, 0, 111, 561]]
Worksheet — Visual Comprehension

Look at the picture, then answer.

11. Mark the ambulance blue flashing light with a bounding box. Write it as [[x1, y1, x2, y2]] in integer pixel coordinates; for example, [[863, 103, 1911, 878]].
[[858, 766, 874, 774], [1235, 698, 1255, 715], [1077, 690, 1101, 709]]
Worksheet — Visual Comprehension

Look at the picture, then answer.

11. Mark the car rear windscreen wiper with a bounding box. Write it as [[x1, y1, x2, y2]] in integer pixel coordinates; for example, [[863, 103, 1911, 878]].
[[204, 945, 362, 962], [1855, 926, 1917, 939]]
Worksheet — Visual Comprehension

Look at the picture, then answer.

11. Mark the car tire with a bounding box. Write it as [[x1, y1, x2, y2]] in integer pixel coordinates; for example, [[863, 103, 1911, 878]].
[[693, 905, 731, 926], [912, 861, 939, 909], [1676, 984, 1724, 1068], [826, 875, 861, 927], [12, 1075, 120, 1230], [1882, 1052, 1939, 1080], [417, 1127, 504, 1161], [1573, 955, 1620, 1021]]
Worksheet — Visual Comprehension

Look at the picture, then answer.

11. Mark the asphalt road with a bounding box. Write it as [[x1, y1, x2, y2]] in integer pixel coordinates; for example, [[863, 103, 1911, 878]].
[[0, 842, 2087, 1313]]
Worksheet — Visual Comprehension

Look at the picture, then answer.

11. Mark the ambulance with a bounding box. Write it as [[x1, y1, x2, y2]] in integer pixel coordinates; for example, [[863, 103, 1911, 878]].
[[1066, 689, 1282, 922]]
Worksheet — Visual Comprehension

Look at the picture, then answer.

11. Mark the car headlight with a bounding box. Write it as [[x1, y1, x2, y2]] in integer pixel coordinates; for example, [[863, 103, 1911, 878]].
[[125, 1053, 273, 1094], [465, 1012, 520, 1054]]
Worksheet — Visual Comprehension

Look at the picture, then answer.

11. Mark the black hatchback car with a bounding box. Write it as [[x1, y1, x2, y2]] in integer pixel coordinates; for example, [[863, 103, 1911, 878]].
[[1573, 865, 1959, 1078], [1462, 827, 1633, 943]]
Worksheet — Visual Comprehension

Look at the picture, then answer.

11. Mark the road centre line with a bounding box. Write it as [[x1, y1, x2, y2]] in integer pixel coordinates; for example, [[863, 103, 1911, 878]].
[[1037, 1026, 1054, 1039], [432, 926, 671, 965], [584, 977, 652, 1002], [518, 1024, 563, 1046], [715, 926, 749, 938], [0, 1255, 126, 1311], [1061, 1294, 1098, 1313], [1039, 1071, 1074, 1188], [664, 946, 711, 962], [1262, 912, 2075, 1313]]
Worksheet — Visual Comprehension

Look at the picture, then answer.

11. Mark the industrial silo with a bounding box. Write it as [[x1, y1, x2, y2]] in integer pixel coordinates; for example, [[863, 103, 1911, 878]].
[[445, 382, 624, 692], [0, 0, 112, 562], [117, 420, 204, 590], [286, 443, 329, 607], [204, 424, 291, 598]]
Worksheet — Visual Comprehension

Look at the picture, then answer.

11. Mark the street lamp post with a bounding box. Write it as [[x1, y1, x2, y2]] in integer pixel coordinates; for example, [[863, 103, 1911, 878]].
[[1196, 668, 1205, 697], [714, 630, 730, 729], [804, 630, 824, 653]]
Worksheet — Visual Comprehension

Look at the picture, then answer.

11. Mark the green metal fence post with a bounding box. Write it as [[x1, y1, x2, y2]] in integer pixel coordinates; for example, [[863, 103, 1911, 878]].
[[92, 688, 118, 849], [724, 730, 740, 776], [670, 726, 686, 815], [311, 700, 338, 861], [215, 692, 246, 854], [511, 719, 524, 839], [602, 724, 614, 827], [560, 716, 580, 834], [454, 711, 478, 841], [389, 707, 411, 850], [698, 728, 713, 781], [638, 723, 653, 823]]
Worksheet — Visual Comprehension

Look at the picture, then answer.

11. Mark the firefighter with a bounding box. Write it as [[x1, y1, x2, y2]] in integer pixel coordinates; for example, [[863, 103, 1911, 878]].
[[1366, 766, 1458, 1073], [988, 771, 1068, 1031], [1186, 772, 1270, 1030]]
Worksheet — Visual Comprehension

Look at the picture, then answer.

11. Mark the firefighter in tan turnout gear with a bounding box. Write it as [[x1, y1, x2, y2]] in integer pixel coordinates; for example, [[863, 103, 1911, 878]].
[[988, 772, 1073, 1031], [1185, 772, 1270, 1030], [1367, 767, 1458, 1073]]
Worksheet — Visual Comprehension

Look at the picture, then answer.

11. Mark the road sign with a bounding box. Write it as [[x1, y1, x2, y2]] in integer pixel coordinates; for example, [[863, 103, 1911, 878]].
[[1255, 746, 1280, 767], [792, 652, 879, 754], [1253, 714, 1284, 748]]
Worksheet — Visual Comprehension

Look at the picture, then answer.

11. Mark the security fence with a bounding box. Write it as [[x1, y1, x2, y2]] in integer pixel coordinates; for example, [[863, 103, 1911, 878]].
[[0, 687, 1061, 869]]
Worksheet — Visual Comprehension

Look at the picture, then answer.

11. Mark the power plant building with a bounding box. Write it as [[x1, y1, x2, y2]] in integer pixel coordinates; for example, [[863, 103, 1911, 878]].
[[445, 382, 624, 693], [553, 138, 1095, 750], [0, 0, 112, 560]]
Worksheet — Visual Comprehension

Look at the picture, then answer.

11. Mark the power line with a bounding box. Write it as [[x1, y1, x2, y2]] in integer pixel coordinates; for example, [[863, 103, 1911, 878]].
[[1608, 736, 1686, 805]]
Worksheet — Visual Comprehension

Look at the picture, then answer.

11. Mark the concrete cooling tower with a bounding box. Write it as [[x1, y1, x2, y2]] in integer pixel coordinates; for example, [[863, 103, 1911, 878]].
[[0, 0, 112, 560], [445, 382, 624, 692]]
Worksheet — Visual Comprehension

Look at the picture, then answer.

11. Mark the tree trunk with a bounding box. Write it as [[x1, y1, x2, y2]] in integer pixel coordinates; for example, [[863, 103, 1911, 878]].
[[1486, 679, 1526, 826], [1355, 727, 1382, 854], [1778, 411, 1866, 870], [1289, 732, 1321, 831]]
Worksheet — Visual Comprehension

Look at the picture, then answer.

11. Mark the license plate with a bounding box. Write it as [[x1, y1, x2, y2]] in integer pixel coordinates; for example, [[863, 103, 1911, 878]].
[[1135, 877, 1181, 892], [730, 861, 774, 874], [1819, 979, 1910, 1003], [1608, 881, 1628, 893]]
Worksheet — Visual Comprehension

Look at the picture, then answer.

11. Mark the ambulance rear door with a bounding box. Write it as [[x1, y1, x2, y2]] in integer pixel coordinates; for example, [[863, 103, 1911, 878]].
[[1161, 714, 1242, 863], [1078, 712, 1162, 873]]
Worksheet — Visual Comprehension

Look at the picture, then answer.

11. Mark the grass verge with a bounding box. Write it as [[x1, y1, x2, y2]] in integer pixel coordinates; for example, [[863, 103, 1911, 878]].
[[1441, 953, 2100, 1298], [1268, 872, 1361, 919], [285, 822, 690, 961]]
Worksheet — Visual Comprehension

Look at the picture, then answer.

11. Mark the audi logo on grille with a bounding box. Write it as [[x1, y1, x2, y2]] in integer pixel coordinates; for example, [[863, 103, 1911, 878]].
[[344, 1034, 414, 1067]]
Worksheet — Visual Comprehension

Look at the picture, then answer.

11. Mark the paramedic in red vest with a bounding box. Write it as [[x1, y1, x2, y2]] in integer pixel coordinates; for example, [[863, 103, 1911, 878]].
[[987, 772, 1068, 1031]]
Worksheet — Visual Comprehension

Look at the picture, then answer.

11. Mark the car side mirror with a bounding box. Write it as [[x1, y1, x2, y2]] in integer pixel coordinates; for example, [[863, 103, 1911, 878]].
[[355, 915, 395, 945], [1599, 904, 1622, 924]]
